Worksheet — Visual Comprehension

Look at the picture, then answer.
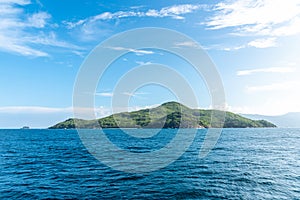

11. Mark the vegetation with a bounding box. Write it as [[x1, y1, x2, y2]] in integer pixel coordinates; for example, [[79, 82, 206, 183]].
[[49, 102, 276, 129]]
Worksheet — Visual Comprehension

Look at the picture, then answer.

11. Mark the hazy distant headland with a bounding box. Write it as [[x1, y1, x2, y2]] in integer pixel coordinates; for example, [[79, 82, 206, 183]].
[[242, 113, 300, 128], [49, 102, 276, 129]]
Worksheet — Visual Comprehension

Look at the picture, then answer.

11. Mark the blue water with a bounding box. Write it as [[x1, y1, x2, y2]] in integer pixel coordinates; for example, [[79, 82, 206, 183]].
[[0, 128, 299, 199]]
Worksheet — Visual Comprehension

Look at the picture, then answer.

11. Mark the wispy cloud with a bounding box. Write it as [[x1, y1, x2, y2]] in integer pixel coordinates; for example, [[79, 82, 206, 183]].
[[246, 81, 299, 92], [0, 106, 72, 114], [0, 0, 81, 57], [24, 32, 82, 50], [122, 92, 137, 97], [0, 0, 30, 7], [65, 4, 202, 30], [122, 92, 148, 98], [145, 4, 201, 19], [205, 37, 276, 51], [95, 91, 149, 98], [0, 0, 49, 56], [71, 50, 86, 57], [95, 92, 114, 97], [64, 4, 203, 41], [174, 41, 199, 48], [220, 45, 246, 51], [135, 61, 153, 65], [26, 12, 51, 28], [107, 46, 154, 56], [247, 37, 277, 48], [237, 66, 295, 76]]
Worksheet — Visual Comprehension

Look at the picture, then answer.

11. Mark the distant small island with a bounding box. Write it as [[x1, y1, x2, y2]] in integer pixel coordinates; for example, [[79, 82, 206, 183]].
[[49, 102, 276, 129]]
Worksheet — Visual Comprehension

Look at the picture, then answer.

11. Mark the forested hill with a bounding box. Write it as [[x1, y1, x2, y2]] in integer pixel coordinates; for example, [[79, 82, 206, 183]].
[[49, 102, 276, 129]]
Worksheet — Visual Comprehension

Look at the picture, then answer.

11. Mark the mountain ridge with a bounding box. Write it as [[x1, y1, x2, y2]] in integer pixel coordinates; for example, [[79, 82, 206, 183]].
[[49, 102, 276, 129]]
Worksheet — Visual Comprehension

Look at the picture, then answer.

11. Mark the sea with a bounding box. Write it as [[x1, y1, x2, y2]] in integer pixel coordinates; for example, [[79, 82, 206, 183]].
[[0, 128, 299, 199]]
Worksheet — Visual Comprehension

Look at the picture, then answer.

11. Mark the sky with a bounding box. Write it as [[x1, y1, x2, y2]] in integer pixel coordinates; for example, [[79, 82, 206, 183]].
[[1, 0, 300, 128]]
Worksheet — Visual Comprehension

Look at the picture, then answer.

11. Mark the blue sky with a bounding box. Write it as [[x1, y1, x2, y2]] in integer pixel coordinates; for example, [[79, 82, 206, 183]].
[[1, 0, 300, 128]]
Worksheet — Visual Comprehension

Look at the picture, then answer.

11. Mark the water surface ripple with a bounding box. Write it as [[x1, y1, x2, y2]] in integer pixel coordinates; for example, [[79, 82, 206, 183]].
[[0, 128, 299, 199]]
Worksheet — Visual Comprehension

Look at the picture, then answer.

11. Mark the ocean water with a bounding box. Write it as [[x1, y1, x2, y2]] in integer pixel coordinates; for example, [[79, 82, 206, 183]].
[[0, 128, 299, 199]]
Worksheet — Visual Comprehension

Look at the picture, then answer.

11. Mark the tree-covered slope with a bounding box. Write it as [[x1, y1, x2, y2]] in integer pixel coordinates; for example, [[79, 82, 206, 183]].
[[49, 102, 276, 129]]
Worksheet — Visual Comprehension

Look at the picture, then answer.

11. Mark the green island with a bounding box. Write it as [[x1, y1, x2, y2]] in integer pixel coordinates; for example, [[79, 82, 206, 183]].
[[49, 102, 276, 129]]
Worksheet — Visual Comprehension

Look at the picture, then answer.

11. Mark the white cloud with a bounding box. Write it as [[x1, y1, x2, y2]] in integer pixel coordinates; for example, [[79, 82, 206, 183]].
[[130, 5, 145, 10], [227, 105, 280, 115], [108, 104, 158, 115], [65, 4, 202, 29], [135, 61, 153, 65], [0, 1, 81, 57], [0, 0, 30, 6], [205, 0, 300, 49], [158, 4, 201, 18], [221, 45, 246, 51], [71, 50, 85, 57], [127, 104, 158, 112], [206, 0, 300, 36], [205, 37, 277, 51], [122, 92, 148, 98], [122, 92, 137, 97], [237, 66, 295, 76], [247, 37, 277, 48], [27, 12, 51, 28], [213, 37, 276, 51], [0, 37, 49, 56], [0, 106, 72, 114], [227, 80, 300, 115], [64, 4, 203, 41], [174, 41, 199, 48], [145, 9, 160, 17], [272, 17, 300, 36], [129, 49, 154, 55], [63, 19, 86, 29], [25, 32, 82, 50], [107, 46, 154, 55], [234, 68, 300, 115], [228, 95, 300, 115], [95, 91, 149, 98], [0, 1, 48, 56], [75, 104, 160, 119], [95, 92, 113, 97], [246, 81, 300, 92], [92, 12, 114, 21]]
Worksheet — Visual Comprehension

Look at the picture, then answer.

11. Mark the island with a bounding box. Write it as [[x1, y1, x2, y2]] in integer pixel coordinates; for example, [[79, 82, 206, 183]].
[[21, 126, 30, 129], [49, 102, 276, 129]]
